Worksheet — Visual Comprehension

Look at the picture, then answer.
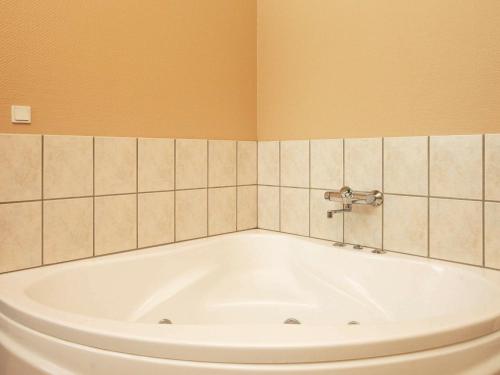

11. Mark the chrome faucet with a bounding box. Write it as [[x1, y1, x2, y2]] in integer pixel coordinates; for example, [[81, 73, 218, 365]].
[[324, 186, 383, 217]]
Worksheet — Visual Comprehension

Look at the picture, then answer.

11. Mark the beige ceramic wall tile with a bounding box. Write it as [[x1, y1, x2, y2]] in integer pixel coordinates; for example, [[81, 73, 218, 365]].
[[208, 187, 236, 235], [138, 138, 174, 192], [237, 141, 257, 185], [384, 136, 428, 195], [485, 134, 500, 201], [95, 137, 137, 195], [280, 140, 309, 188], [0, 202, 41, 273], [209, 140, 236, 187], [344, 205, 382, 248], [0, 134, 41, 202], [258, 141, 279, 185], [383, 195, 428, 256], [310, 139, 343, 189], [485, 202, 500, 269], [430, 135, 482, 199], [176, 139, 207, 190], [43, 135, 93, 199], [257, 185, 279, 230], [237, 185, 257, 230], [176, 189, 208, 241], [429, 198, 482, 265], [310, 189, 343, 242], [43, 198, 93, 264], [280, 187, 309, 236], [138, 192, 174, 247], [95, 194, 137, 255], [345, 138, 382, 191]]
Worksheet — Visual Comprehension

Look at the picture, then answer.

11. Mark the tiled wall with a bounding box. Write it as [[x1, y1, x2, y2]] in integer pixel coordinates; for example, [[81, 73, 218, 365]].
[[0, 134, 257, 273], [1, 132, 499, 273], [257, 134, 500, 270]]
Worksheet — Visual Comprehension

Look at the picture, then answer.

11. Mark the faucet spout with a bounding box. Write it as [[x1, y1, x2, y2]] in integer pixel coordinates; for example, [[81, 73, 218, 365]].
[[327, 204, 352, 217]]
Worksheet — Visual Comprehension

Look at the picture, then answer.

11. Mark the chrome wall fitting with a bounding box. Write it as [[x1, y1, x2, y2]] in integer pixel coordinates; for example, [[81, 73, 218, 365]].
[[325, 186, 383, 217], [353, 245, 363, 250], [372, 249, 386, 254], [333, 242, 346, 247]]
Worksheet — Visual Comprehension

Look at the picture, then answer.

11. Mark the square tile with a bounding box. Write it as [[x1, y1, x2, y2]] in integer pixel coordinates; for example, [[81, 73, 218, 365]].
[[209, 140, 236, 187], [429, 198, 482, 265], [43, 198, 93, 264], [280, 140, 309, 188], [310, 139, 343, 189], [485, 134, 500, 201], [0, 134, 41, 202], [138, 192, 174, 248], [95, 137, 137, 195], [257, 185, 279, 230], [43, 135, 93, 199], [384, 136, 428, 195], [176, 139, 207, 190], [258, 141, 279, 185], [95, 194, 137, 255], [310, 189, 343, 242], [0, 202, 41, 273], [430, 135, 482, 199], [208, 187, 236, 235], [345, 138, 382, 191], [383, 195, 428, 256], [280, 187, 309, 236], [344, 205, 382, 248], [485, 202, 500, 269], [175, 189, 207, 241], [237, 141, 257, 185], [237, 186, 257, 230], [138, 138, 174, 192]]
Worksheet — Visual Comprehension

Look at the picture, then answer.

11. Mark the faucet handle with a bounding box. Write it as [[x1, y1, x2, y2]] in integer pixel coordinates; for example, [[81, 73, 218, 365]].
[[339, 186, 353, 200]]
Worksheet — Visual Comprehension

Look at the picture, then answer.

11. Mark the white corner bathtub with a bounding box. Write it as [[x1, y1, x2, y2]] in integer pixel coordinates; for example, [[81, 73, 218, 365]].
[[1, 230, 500, 375]]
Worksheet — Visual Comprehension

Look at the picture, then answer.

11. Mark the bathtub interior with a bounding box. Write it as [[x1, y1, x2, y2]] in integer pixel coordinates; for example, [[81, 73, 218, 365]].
[[18, 232, 500, 327]]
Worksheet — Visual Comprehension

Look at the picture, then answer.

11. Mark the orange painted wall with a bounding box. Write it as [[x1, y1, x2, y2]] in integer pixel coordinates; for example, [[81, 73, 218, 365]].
[[3, 1, 500, 141], [257, 0, 500, 140], [0, 0, 256, 140]]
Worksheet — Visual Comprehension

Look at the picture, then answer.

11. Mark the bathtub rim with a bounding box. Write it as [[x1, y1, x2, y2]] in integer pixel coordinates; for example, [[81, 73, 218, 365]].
[[0, 230, 500, 364]]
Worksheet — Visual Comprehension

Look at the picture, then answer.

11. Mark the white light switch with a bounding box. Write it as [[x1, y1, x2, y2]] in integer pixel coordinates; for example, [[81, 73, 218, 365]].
[[11, 105, 31, 124]]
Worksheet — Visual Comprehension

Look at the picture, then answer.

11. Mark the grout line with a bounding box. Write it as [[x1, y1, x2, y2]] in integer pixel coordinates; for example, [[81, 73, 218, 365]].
[[381, 137, 384, 251], [2, 228, 496, 276], [427, 195, 483, 202], [384, 192, 428, 198], [342, 138, 345, 243], [136, 138, 139, 249], [278, 141, 281, 232], [308, 140, 311, 237], [41, 135, 44, 264], [92, 137, 95, 257], [236, 142, 239, 231], [427, 136, 430, 258], [256, 142, 260, 229], [0, 187, 246, 204], [138, 189, 175, 195], [482, 134, 485, 267], [257, 229, 494, 271], [0, 229, 259, 276], [1, 188, 495, 205], [173, 139, 176, 242], [207, 140, 209, 236]]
